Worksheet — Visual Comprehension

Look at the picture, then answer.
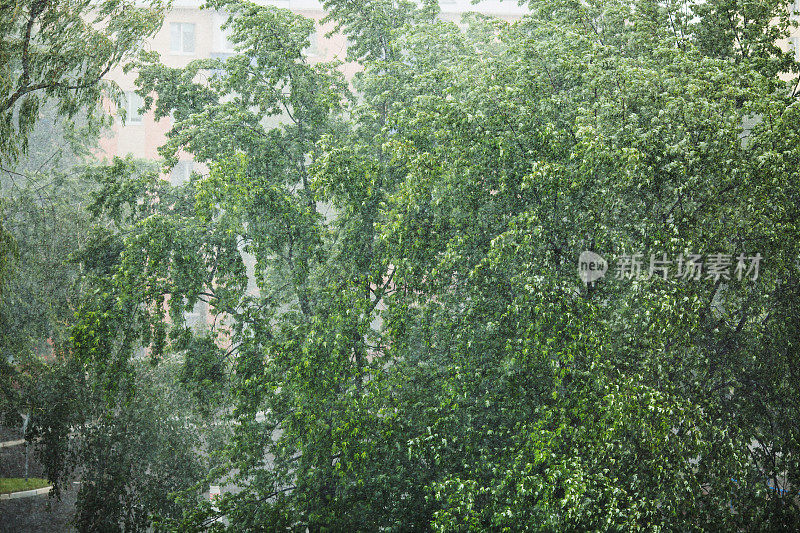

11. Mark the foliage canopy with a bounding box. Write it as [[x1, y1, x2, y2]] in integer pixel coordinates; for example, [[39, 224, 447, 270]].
[[10, 0, 800, 530]]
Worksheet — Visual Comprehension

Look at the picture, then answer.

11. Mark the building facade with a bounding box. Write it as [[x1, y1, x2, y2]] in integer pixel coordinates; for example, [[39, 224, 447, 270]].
[[99, 0, 528, 176]]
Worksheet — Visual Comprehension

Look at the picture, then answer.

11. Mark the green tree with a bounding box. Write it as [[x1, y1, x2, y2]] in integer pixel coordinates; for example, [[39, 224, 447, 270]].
[[80, 0, 800, 530], [0, 0, 165, 165], [368, 0, 800, 528], [14, 155, 219, 532], [0, 107, 102, 429], [0, 0, 167, 423], [0, 0, 165, 321]]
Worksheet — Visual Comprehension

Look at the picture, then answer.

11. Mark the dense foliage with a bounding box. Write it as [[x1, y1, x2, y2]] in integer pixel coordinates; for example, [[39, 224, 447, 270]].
[[4, 0, 800, 530], [0, 0, 165, 164], [0, 0, 166, 428]]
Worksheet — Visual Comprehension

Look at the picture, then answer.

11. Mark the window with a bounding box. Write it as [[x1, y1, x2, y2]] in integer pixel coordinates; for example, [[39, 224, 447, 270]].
[[170, 160, 194, 186], [304, 33, 319, 57], [170, 22, 195, 54], [124, 91, 143, 124], [133, 345, 147, 360], [185, 299, 208, 330]]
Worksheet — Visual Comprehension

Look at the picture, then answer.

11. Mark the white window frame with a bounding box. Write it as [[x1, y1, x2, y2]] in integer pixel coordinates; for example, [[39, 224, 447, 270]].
[[170, 160, 194, 186], [170, 22, 196, 54], [124, 91, 143, 124], [183, 298, 208, 330], [304, 32, 319, 58]]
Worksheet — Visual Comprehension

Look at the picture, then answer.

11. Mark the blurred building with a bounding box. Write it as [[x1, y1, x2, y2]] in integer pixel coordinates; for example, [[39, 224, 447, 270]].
[[99, 0, 528, 177]]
